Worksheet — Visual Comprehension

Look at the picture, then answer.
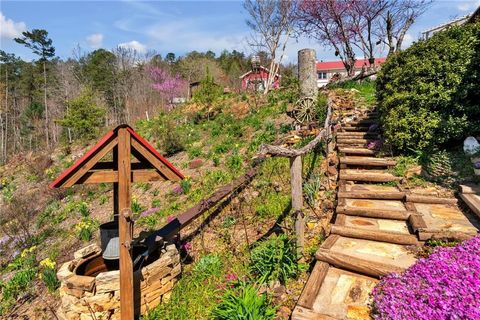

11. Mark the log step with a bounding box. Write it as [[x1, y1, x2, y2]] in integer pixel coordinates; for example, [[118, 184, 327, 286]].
[[340, 156, 396, 167], [315, 235, 416, 278], [336, 132, 379, 138], [345, 119, 378, 126], [341, 126, 370, 132], [337, 138, 375, 145], [338, 147, 376, 155], [338, 190, 405, 200], [405, 194, 457, 204], [331, 225, 419, 245], [340, 169, 401, 182], [337, 206, 412, 220]]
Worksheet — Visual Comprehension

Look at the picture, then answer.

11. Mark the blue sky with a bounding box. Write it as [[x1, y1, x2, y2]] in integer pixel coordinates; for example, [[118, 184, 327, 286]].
[[1, 0, 479, 63]]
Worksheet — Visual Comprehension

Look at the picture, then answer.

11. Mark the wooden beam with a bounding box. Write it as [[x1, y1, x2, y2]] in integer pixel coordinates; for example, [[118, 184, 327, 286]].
[[336, 207, 411, 220], [460, 193, 480, 219], [118, 128, 134, 320], [62, 137, 118, 187], [460, 184, 480, 194], [296, 262, 329, 309], [75, 170, 166, 184], [315, 248, 404, 278], [91, 161, 153, 170], [330, 225, 419, 245], [131, 139, 179, 181]]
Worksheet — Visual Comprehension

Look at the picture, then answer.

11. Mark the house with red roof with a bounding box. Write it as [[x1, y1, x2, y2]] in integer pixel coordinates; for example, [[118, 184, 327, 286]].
[[316, 57, 386, 87], [239, 66, 281, 91]]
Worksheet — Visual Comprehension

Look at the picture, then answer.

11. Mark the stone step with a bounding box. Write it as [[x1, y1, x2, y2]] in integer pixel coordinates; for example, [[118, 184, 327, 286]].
[[345, 119, 378, 126], [337, 138, 374, 145], [340, 169, 401, 182], [339, 183, 405, 200], [340, 156, 396, 167]]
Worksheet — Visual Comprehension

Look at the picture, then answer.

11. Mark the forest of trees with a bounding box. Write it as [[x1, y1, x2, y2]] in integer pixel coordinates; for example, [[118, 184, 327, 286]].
[[0, 30, 280, 164]]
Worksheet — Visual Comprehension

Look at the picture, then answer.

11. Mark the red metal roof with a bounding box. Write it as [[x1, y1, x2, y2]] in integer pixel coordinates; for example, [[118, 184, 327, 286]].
[[49, 125, 183, 188], [316, 58, 386, 71]]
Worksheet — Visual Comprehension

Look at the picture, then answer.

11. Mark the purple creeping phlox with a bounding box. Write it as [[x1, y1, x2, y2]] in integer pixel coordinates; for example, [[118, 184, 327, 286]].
[[372, 235, 480, 320], [181, 241, 192, 252], [139, 207, 160, 218], [474, 162, 480, 170], [367, 139, 383, 150]]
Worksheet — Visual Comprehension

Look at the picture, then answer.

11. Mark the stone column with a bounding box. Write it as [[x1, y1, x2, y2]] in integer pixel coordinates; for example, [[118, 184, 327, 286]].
[[298, 49, 318, 99]]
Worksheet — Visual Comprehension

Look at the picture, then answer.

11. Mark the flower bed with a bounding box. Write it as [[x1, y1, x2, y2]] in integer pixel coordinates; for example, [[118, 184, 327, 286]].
[[372, 235, 480, 320]]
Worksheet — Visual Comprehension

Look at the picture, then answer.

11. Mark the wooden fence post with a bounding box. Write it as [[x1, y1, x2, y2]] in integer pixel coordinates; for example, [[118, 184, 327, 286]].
[[290, 155, 304, 256], [118, 128, 134, 320]]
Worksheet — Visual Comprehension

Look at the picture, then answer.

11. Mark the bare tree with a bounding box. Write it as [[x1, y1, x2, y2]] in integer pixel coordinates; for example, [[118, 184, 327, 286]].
[[377, 0, 432, 55], [244, 0, 295, 94], [294, 0, 358, 76]]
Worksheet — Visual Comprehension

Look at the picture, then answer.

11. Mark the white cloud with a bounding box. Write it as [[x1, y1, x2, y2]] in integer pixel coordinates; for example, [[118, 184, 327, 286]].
[[458, 0, 480, 12], [86, 33, 104, 49], [0, 12, 26, 39], [118, 40, 147, 53], [402, 33, 414, 49]]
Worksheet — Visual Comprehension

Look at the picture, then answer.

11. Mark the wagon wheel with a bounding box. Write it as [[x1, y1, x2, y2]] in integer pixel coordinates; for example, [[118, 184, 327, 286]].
[[292, 97, 317, 125]]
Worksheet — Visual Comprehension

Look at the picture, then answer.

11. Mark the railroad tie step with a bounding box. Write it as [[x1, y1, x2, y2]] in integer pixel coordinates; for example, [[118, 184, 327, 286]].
[[338, 190, 405, 200], [314, 235, 415, 278], [336, 206, 413, 220], [330, 225, 419, 245], [340, 169, 401, 182], [338, 147, 376, 155], [339, 156, 396, 167]]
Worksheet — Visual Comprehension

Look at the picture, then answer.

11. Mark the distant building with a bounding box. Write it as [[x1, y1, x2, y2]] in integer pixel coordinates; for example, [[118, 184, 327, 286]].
[[316, 58, 386, 87], [239, 66, 281, 91], [421, 15, 470, 40]]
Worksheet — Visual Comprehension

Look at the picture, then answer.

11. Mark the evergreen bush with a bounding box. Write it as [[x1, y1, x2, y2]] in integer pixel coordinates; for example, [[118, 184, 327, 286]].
[[377, 23, 480, 152]]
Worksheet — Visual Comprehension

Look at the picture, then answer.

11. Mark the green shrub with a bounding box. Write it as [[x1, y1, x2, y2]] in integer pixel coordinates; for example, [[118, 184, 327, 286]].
[[226, 152, 243, 171], [303, 174, 321, 207], [250, 234, 299, 284], [193, 254, 222, 278], [377, 23, 480, 152], [254, 191, 289, 219], [57, 88, 106, 141], [212, 282, 276, 320]]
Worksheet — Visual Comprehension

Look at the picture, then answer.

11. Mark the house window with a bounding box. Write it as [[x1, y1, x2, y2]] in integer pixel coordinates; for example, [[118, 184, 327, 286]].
[[318, 72, 327, 79]]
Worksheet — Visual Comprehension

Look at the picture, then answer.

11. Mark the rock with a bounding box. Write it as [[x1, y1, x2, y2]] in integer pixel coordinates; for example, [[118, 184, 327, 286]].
[[321, 200, 334, 210], [464, 137, 480, 155], [74, 244, 101, 260], [96, 270, 120, 294], [327, 166, 338, 176], [65, 275, 95, 292], [57, 261, 74, 282], [277, 306, 291, 320], [188, 158, 203, 169]]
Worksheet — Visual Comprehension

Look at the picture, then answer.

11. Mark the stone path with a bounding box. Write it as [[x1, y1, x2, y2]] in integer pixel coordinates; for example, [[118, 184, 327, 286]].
[[292, 109, 479, 320]]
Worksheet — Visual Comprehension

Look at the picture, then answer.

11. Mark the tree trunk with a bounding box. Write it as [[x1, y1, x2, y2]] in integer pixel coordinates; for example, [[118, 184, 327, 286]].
[[43, 61, 49, 148]]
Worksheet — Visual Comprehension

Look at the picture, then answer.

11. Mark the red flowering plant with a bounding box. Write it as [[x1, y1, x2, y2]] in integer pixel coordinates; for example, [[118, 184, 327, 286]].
[[372, 235, 480, 320]]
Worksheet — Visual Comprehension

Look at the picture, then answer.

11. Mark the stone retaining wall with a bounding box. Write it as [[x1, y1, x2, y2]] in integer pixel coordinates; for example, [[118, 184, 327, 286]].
[[56, 243, 181, 320]]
